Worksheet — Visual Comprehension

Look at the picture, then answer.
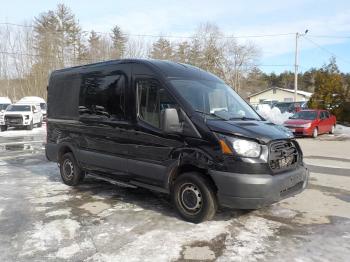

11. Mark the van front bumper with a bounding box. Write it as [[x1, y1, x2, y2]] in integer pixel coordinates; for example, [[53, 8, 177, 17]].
[[209, 165, 309, 209]]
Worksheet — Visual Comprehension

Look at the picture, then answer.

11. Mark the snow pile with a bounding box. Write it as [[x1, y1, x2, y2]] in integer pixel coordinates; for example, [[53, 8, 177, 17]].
[[256, 104, 292, 125], [335, 125, 350, 136]]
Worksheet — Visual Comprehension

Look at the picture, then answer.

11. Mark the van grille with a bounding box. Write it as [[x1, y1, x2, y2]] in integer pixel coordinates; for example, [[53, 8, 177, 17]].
[[269, 140, 298, 172]]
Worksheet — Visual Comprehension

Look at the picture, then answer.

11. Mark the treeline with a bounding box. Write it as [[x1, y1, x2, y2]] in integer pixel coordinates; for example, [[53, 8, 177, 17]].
[[0, 3, 349, 122], [0, 4, 259, 100]]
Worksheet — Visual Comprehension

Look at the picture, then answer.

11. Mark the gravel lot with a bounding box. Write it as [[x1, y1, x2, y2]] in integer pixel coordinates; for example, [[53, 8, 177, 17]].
[[0, 125, 349, 262]]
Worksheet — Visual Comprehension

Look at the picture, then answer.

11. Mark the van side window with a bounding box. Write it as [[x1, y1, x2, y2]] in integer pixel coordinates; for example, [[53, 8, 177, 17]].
[[79, 72, 126, 121], [136, 79, 175, 128]]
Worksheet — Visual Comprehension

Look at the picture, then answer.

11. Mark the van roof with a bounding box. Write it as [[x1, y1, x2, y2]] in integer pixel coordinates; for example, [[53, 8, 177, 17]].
[[52, 59, 222, 82]]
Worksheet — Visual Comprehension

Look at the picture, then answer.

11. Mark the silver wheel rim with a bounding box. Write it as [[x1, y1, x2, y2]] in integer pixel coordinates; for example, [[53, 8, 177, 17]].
[[63, 159, 74, 180], [313, 128, 317, 137], [179, 183, 202, 214], [331, 126, 334, 133]]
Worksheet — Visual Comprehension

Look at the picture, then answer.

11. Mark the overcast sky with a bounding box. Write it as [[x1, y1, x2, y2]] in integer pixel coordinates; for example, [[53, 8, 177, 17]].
[[1, 0, 350, 73]]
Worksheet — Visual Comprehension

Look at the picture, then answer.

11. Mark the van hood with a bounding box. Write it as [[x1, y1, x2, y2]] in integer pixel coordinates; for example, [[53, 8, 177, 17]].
[[206, 120, 292, 144]]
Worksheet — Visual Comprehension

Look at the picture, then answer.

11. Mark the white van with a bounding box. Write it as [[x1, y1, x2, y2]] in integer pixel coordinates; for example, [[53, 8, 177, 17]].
[[17, 96, 47, 118], [0, 97, 12, 112]]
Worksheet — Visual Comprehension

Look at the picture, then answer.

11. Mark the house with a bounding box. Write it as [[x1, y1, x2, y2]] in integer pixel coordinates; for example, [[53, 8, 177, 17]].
[[247, 87, 313, 105]]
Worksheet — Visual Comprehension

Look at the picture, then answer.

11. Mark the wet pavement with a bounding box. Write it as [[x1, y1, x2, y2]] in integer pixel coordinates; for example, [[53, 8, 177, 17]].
[[0, 125, 350, 261]]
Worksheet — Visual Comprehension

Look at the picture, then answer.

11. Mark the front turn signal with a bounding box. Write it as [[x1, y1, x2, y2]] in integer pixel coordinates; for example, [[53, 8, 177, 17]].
[[219, 139, 233, 155]]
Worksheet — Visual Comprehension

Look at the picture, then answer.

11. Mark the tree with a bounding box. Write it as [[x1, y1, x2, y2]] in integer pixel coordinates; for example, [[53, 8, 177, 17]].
[[150, 38, 173, 60], [308, 57, 346, 118], [111, 25, 127, 59], [174, 41, 191, 63]]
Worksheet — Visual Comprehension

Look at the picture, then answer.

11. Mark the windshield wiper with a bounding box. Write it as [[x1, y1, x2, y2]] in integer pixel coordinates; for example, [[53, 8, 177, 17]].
[[229, 116, 260, 121], [194, 110, 228, 121]]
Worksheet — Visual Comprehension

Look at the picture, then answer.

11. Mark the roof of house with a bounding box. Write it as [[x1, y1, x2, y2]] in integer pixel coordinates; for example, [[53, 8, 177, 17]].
[[247, 87, 313, 98]]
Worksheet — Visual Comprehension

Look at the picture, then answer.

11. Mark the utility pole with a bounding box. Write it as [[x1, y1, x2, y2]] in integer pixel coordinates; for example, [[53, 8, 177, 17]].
[[294, 29, 309, 102], [294, 32, 299, 102]]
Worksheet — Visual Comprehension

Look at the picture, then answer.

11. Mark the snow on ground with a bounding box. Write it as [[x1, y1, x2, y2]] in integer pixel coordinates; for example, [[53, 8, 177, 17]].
[[0, 125, 46, 138], [256, 104, 292, 125]]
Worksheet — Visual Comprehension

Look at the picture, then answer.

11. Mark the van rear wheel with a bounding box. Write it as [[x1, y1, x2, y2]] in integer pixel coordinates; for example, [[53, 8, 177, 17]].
[[59, 152, 85, 186], [172, 172, 217, 223]]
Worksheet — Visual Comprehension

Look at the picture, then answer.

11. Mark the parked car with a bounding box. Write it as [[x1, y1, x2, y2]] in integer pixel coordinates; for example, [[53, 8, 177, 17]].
[[0, 97, 12, 131], [0, 97, 12, 112], [46, 59, 309, 223], [273, 101, 308, 113], [1, 104, 43, 131], [284, 109, 336, 138], [17, 96, 47, 119]]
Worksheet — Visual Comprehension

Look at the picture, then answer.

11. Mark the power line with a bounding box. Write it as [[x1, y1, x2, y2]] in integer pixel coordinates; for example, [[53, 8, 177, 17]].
[[303, 36, 350, 65], [0, 22, 295, 39], [308, 35, 350, 39]]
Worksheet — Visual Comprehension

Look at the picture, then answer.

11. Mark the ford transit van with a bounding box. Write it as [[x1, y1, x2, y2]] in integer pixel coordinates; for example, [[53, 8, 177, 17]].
[[46, 59, 309, 223]]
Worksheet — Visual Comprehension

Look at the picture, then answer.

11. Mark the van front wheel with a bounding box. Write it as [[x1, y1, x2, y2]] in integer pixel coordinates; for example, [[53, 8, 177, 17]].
[[59, 153, 85, 186], [172, 172, 217, 223]]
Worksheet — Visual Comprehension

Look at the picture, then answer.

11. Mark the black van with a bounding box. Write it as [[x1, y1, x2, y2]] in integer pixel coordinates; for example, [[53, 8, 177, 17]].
[[46, 59, 309, 223]]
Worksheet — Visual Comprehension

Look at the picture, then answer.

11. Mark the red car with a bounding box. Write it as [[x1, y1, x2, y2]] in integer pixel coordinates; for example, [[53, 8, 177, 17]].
[[284, 109, 336, 138]]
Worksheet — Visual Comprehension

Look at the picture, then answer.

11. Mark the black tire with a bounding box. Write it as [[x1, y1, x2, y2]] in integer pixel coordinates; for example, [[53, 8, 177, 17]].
[[312, 127, 318, 138], [38, 121, 42, 127], [172, 172, 217, 223], [0, 125, 7, 132], [27, 120, 33, 130], [59, 152, 85, 186]]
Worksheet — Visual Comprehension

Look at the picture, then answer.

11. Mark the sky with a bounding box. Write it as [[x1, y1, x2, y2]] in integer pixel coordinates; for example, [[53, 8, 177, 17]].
[[1, 0, 350, 73]]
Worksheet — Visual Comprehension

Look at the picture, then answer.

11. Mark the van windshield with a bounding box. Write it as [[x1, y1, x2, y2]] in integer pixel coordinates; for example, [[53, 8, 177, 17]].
[[171, 79, 261, 121]]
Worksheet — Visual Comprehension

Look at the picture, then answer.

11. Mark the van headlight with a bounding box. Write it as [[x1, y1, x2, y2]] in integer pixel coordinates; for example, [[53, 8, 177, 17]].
[[218, 135, 262, 158], [232, 138, 261, 157]]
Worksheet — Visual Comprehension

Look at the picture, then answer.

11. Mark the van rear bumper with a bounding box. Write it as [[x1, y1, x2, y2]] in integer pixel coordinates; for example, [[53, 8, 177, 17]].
[[209, 166, 309, 209]]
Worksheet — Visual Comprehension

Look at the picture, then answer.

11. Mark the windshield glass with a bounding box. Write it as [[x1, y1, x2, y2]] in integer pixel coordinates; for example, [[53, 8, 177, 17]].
[[291, 111, 317, 120], [171, 79, 261, 120], [6, 105, 31, 112], [0, 104, 10, 110]]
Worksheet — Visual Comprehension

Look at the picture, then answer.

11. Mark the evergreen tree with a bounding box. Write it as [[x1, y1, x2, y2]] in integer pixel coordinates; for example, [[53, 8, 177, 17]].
[[308, 57, 345, 118], [111, 25, 127, 59], [150, 38, 173, 60]]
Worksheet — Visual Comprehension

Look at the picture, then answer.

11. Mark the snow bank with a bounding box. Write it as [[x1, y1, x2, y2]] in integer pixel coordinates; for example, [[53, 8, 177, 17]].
[[335, 125, 350, 136], [256, 105, 292, 125]]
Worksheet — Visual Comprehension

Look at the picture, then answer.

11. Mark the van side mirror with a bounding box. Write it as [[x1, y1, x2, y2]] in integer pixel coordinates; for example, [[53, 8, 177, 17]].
[[161, 108, 182, 133]]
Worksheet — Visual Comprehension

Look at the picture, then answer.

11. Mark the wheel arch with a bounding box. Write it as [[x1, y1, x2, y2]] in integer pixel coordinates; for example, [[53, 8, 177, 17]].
[[167, 164, 218, 193]]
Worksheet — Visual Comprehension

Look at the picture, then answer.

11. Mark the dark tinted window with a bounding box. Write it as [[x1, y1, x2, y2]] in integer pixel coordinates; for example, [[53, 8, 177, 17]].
[[137, 79, 175, 128], [324, 111, 330, 118], [79, 72, 126, 121], [320, 111, 327, 119]]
